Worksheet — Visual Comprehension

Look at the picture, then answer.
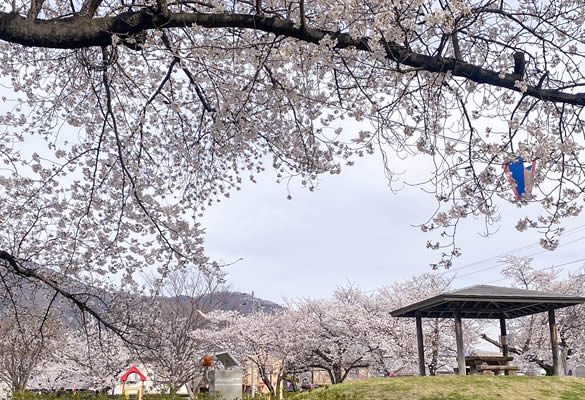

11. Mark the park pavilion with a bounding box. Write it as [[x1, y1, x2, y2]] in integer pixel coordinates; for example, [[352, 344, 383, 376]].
[[391, 284, 585, 376]]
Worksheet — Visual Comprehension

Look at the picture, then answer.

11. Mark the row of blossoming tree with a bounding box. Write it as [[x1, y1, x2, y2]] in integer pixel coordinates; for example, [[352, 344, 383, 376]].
[[1, 257, 584, 397], [213, 258, 585, 393]]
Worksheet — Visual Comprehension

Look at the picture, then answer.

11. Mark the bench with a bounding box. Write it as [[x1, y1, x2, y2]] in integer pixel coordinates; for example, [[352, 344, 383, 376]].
[[465, 355, 519, 376], [476, 365, 521, 376]]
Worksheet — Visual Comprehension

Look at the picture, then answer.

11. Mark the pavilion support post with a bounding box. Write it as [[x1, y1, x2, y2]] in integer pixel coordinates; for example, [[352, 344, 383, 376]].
[[548, 309, 561, 376], [416, 311, 426, 376], [454, 309, 466, 376], [499, 316, 510, 375], [499, 316, 508, 357]]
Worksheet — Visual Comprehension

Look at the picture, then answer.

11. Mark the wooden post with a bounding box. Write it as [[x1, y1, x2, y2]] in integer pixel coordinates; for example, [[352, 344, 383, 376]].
[[416, 311, 426, 376], [499, 316, 508, 357], [499, 316, 510, 375], [454, 309, 466, 376], [548, 309, 561, 376]]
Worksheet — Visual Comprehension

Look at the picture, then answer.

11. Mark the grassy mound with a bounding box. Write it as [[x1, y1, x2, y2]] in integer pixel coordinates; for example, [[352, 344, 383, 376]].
[[291, 376, 585, 400]]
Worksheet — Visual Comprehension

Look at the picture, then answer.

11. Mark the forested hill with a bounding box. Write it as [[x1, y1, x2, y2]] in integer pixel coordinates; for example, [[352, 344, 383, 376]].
[[0, 269, 283, 320], [210, 291, 283, 314]]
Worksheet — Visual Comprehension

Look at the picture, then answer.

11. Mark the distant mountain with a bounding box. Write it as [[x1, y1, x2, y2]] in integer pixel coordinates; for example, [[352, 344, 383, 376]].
[[211, 292, 284, 314], [1, 266, 283, 323]]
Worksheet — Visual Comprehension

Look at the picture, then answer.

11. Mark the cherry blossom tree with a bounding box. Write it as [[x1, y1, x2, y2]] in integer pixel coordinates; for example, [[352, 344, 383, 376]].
[[287, 286, 380, 384], [481, 256, 585, 375], [373, 273, 484, 376], [140, 266, 229, 395], [214, 279, 484, 384], [29, 321, 133, 392], [0, 277, 71, 395], [207, 287, 376, 387], [0, 312, 58, 393], [213, 310, 301, 395], [2, 0, 585, 333]]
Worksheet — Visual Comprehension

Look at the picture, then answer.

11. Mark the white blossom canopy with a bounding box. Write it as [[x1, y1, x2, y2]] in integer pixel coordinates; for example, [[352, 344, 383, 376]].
[[1, 0, 585, 329]]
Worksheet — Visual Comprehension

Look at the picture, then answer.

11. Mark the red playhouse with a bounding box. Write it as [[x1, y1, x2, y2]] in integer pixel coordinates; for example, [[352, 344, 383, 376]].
[[120, 366, 147, 400]]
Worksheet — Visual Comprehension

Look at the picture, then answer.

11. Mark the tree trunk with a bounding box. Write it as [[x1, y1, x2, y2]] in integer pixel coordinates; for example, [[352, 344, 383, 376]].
[[185, 382, 196, 400], [326, 369, 335, 385], [333, 366, 343, 384], [258, 365, 275, 395], [428, 320, 440, 376], [283, 374, 298, 392]]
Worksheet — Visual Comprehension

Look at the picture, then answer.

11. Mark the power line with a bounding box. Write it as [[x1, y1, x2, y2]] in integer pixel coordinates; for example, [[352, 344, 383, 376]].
[[524, 235, 585, 258], [452, 234, 585, 281], [441, 223, 585, 277], [480, 257, 585, 286], [438, 242, 540, 276]]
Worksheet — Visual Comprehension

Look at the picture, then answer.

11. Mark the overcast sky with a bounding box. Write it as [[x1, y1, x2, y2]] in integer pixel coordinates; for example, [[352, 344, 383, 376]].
[[201, 149, 585, 304], [3, 66, 581, 307]]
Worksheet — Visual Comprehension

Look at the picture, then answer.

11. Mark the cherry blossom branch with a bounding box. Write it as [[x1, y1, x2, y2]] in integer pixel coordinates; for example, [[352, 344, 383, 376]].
[[26, 0, 45, 19], [79, 0, 104, 16], [0, 11, 584, 106], [160, 31, 216, 112], [299, 0, 306, 30], [100, 60, 187, 262], [0, 251, 128, 342]]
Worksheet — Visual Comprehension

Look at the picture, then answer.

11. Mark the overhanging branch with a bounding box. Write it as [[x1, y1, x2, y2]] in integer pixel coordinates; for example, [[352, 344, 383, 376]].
[[0, 11, 584, 106], [0, 250, 130, 343]]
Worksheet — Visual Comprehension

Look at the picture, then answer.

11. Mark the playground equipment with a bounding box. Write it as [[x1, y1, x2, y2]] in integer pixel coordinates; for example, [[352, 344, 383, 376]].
[[120, 366, 147, 400]]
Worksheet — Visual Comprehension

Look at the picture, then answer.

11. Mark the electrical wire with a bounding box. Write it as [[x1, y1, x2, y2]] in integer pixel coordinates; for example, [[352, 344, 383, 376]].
[[480, 257, 585, 286], [452, 234, 585, 281], [440, 223, 585, 277]]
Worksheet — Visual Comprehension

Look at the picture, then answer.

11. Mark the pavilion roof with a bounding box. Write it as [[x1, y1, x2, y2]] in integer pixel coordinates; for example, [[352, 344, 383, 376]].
[[390, 284, 585, 319]]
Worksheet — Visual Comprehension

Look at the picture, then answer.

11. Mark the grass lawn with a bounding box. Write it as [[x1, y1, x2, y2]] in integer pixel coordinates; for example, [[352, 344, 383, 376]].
[[291, 376, 585, 400]]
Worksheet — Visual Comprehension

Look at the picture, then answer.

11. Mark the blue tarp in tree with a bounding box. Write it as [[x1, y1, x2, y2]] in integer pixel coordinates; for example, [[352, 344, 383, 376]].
[[503, 158, 536, 199]]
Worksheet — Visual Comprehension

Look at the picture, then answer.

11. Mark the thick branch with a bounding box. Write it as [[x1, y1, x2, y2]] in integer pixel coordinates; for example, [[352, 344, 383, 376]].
[[79, 0, 104, 16], [312, 349, 333, 364], [513, 51, 525, 77], [157, 0, 169, 16], [26, 0, 45, 19], [480, 333, 522, 355], [0, 11, 584, 106], [299, 0, 306, 30], [451, 32, 462, 61], [481, 333, 554, 375], [0, 250, 128, 342]]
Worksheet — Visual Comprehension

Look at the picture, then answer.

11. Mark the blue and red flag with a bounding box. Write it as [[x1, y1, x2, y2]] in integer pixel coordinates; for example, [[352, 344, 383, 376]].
[[503, 158, 536, 199]]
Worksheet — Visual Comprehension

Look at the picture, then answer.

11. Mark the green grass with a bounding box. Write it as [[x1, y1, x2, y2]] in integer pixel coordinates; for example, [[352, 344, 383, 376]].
[[290, 376, 585, 400]]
